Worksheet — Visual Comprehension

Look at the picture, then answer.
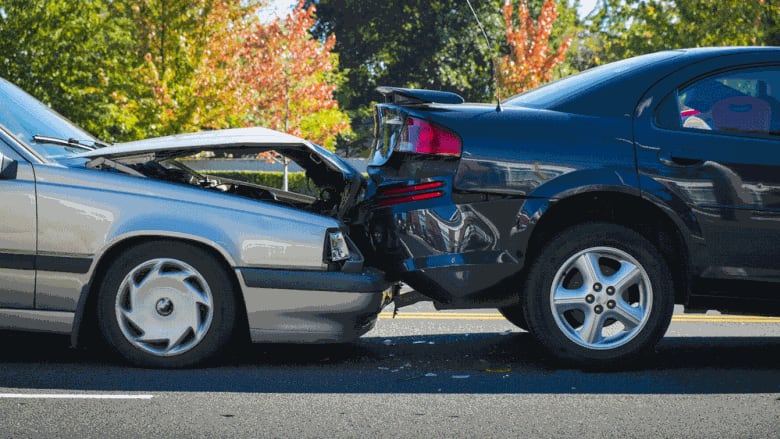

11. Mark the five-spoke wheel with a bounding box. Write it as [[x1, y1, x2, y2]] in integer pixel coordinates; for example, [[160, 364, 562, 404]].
[[523, 222, 674, 367]]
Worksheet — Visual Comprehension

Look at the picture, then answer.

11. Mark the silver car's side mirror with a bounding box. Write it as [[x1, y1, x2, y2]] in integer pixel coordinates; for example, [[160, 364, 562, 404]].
[[0, 152, 18, 180]]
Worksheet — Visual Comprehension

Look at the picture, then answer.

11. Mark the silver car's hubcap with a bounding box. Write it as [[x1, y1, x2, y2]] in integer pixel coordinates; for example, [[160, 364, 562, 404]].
[[115, 258, 214, 357], [550, 247, 653, 350]]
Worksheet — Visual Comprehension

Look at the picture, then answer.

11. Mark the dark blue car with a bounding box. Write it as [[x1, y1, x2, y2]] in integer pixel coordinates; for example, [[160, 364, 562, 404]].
[[362, 47, 780, 367]]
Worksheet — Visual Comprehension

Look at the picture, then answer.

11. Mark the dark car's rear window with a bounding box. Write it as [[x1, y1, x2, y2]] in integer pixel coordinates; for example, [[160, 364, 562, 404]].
[[504, 51, 683, 109]]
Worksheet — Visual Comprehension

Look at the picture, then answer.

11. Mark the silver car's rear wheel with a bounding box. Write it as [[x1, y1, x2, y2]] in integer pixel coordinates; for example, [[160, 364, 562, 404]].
[[98, 241, 237, 368], [115, 258, 214, 357]]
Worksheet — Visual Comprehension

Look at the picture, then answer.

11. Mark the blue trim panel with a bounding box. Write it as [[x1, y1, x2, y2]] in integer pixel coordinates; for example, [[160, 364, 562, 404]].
[[238, 267, 390, 293]]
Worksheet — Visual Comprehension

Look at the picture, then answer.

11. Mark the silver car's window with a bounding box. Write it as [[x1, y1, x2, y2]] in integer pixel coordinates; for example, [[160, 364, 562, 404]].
[[0, 78, 96, 159]]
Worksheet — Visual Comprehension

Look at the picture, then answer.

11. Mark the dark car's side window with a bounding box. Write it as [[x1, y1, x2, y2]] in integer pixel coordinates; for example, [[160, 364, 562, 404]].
[[676, 67, 779, 137]]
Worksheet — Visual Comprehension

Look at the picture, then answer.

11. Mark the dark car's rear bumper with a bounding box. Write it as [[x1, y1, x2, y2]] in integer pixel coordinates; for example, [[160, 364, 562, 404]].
[[365, 197, 528, 306], [237, 267, 394, 343]]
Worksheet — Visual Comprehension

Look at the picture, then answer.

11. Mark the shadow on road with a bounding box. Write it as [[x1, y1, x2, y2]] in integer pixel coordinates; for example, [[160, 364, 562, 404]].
[[0, 330, 778, 395]]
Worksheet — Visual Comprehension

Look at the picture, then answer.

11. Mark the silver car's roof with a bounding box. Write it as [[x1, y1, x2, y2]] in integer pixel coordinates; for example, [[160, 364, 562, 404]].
[[75, 127, 309, 161]]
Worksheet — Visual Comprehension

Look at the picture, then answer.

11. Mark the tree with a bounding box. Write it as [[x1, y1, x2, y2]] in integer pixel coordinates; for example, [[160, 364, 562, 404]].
[[0, 0, 141, 141], [586, 0, 780, 66], [238, 1, 350, 150], [499, 0, 572, 95], [121, 0, 261, 138]]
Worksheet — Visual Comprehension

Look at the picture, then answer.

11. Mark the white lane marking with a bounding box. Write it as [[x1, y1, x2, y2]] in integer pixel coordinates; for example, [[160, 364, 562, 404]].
[[0, 394, 153, 399]]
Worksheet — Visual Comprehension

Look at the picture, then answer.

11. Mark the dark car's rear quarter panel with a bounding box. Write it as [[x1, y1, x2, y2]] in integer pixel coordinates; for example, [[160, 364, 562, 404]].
[[366, 104, 639, 305]]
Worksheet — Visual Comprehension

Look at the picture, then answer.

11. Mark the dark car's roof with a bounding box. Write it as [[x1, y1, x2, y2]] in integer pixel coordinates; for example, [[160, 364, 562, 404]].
[[504, 47, 780, 117]]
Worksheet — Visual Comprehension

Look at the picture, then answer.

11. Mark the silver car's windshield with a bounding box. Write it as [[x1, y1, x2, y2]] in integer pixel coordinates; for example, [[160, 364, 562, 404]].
[[0, 77, 100, 160]]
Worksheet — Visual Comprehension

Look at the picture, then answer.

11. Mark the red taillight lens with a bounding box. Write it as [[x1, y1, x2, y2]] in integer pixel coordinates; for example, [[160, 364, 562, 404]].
[[376, 180, 446, 207], [377, 191, 444, 207], [396, 117, 461, 157]]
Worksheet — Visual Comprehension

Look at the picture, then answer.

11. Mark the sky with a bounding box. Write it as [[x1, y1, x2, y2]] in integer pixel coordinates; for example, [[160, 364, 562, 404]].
[[262, 0, 601, 22], [578, 0, 599, 18]]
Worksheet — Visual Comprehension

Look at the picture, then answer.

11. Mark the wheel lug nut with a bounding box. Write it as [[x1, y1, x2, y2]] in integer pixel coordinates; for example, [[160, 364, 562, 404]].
[[607, 300, 616, 309], [593, 283, 602, 292], [586, 295, 595, 304], [594, 305, 604, 314], [606, 286, 615, 295]]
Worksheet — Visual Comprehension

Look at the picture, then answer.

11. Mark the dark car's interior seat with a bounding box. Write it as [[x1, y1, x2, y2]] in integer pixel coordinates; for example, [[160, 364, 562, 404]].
[[711, 96, 772, 134]]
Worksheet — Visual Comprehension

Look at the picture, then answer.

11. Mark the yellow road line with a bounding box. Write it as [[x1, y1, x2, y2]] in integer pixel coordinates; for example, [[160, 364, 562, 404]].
[[378, 312, 780, 323]]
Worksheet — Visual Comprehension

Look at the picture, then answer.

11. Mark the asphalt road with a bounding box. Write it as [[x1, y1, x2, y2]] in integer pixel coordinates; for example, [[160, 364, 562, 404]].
[[1, 303, 778, 438]]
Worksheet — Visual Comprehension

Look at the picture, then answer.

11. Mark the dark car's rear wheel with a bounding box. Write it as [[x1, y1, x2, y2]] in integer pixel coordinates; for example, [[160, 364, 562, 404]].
[[523, 222, 673, 367], [98, 241, 238, 368]]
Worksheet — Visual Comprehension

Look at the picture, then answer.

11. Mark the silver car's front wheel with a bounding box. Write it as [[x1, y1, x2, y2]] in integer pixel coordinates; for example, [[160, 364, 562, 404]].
[[98, 241, 237, 368], [115, 258, 214, 357], [523, 222, 674, 367]]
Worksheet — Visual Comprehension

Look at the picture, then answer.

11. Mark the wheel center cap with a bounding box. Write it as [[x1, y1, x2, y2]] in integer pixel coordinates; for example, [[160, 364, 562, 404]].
[[155, 298, 174, 316]]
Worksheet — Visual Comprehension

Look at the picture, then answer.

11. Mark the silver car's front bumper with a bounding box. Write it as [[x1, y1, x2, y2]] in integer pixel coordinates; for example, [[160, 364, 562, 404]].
[[237, 267, 393, 343]]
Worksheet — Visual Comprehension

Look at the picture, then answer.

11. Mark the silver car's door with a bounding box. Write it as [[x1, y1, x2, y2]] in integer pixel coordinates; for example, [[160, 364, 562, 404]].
[[0, 140, 36, 308]]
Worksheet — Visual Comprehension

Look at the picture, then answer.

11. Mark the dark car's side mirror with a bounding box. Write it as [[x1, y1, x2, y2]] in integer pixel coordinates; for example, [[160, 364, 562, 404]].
[[0, 152, 18, 180]]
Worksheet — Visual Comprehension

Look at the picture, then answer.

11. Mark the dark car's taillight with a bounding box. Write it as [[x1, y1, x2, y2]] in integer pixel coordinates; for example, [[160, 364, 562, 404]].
[[376, 180, 446, 207], [396, 117, 461, 157]]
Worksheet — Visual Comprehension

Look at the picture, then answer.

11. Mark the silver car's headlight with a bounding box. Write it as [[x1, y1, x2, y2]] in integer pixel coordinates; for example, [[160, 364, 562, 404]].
[[327, 230, 351, 262]]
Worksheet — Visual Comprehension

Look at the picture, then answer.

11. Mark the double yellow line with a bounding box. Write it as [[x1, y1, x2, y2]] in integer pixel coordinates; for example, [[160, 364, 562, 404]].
[[378, 312, 780, 323]]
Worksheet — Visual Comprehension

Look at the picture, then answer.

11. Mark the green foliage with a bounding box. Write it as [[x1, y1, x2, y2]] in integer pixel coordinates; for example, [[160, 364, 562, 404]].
[[586, 0, 780, 66], [0, 0, 142, 141], [0, 0, 349, 147]]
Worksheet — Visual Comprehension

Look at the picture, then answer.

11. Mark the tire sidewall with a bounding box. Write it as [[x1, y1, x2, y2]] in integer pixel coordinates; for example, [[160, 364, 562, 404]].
[[523, 222, 674, 366], [97, 241, 237, 368]]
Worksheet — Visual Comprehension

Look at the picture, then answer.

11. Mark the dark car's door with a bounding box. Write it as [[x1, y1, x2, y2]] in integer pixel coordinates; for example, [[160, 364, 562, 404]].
[[635, 60, 780, 288], [0, 136, 36, 308]]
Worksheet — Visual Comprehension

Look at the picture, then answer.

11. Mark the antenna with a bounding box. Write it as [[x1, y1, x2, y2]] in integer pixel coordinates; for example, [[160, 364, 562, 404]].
[[465, 0, 502, 112]]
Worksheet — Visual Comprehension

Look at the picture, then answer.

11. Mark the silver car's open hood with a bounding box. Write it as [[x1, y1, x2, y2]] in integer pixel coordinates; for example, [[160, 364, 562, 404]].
[[74, 126, 358, 177], [78, 127, 310, 161], [73, 127, 364, 222]]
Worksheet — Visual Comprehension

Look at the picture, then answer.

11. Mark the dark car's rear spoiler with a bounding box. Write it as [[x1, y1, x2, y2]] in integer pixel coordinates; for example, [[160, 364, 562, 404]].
[[376, 86, 464, 105]]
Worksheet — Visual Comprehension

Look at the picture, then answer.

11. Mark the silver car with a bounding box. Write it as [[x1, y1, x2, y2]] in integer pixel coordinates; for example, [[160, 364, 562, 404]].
[[0, 77, 393, 368]]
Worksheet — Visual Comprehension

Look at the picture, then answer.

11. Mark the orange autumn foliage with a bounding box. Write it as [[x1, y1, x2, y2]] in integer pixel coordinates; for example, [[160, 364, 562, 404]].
[[499, 0, 572, 95], [191, 1, 349, 151]]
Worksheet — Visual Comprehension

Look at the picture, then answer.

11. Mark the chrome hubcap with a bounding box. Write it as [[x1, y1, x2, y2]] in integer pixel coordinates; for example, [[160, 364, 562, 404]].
[[550, 247, 653, 350], [115, 258, 214, 357]]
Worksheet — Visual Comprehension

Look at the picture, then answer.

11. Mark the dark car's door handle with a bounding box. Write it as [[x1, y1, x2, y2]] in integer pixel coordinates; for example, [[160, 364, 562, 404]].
[[658, 151, 704, 167]]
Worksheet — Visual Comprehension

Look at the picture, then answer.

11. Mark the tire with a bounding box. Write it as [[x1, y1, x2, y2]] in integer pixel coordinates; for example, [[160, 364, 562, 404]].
[[523, 222, 674, 367], [498, 304, 528, 331], [97, 241, 238, 368]]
